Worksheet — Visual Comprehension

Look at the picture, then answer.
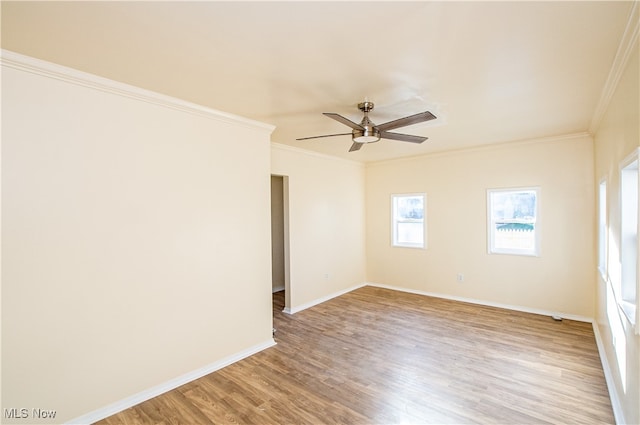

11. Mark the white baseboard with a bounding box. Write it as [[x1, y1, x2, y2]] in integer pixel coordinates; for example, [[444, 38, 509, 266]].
[[272, 284, 285, 293], [592, 323, 625, 425], [366, 282, 594, 323], [284, 281, 594, 322], [66, 338, 276, 425], [284, 283, 366, 315]]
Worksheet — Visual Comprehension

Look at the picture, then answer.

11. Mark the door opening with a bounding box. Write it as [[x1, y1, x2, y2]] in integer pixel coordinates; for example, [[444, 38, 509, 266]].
[[270, 175, 290, 316]]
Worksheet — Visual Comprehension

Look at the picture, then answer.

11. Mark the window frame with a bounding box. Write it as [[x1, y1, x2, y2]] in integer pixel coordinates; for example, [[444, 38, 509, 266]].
[[391, 193, 426, 249], [598, 178, 608, 280], [487, 187, 540, 257], [619, 148, 639, 327]]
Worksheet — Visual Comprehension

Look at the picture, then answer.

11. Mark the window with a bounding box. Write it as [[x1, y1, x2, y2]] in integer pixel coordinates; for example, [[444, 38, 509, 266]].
[[487, 187, 539, 256], [620, 150, 638, 324], [598, 179, 607, 278], [392, 193, 425, 248]]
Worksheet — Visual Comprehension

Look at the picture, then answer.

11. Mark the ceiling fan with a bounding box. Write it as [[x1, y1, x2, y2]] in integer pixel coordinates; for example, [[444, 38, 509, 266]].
[[297, 101, 437, 152]]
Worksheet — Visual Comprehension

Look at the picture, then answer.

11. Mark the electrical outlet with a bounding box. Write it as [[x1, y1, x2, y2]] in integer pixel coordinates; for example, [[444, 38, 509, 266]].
[[324, 273, 330, 280], [457, 273, 464, 282]]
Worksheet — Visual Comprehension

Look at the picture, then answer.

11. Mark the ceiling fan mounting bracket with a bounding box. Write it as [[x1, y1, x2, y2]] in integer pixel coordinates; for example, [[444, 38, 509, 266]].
[[357, 101, 375, 113]]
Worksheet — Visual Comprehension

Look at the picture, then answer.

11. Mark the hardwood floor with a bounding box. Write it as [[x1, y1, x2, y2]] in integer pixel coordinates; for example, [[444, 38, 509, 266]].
[[98, 286, 614, 424]]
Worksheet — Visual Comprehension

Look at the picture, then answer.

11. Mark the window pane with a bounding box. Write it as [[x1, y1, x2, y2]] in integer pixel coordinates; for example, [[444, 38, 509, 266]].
[[488, 188, 539, 256], [396, 196, 424, 219], [490, 190, 536, 222], [620, 158, 638, 312], [493, 223, 536, 251], [396, 222, 424, 245], [392, 194, 425, 248]]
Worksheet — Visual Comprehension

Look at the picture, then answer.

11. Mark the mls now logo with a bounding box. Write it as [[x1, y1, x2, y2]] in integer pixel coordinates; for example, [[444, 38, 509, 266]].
[[4, 408, 57, 419], [4, 408, 29, 419]]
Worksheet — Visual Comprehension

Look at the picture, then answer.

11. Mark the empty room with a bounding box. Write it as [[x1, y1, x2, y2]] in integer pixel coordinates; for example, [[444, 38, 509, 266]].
[[2, 1, 639, 424]]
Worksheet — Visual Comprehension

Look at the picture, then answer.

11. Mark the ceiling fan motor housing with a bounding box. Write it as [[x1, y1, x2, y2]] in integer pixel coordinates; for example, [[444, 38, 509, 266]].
[[354, 103, 380, 143]]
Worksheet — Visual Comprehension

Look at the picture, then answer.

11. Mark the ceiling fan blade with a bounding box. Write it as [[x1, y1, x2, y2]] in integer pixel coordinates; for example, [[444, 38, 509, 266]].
[[376, 111, 436, 132], [349, 142, 364, 152], [323, 113, 364, 130], [296, 133, 352, 141], [380, 131, 428, 144]]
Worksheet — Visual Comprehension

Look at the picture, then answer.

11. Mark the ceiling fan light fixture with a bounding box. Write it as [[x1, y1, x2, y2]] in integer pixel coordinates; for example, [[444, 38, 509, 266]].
[[353, 127, 380, 143]]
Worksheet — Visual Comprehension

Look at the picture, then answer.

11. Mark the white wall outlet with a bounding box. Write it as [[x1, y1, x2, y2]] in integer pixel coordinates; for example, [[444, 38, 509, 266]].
[[457, 273, 464, 282]]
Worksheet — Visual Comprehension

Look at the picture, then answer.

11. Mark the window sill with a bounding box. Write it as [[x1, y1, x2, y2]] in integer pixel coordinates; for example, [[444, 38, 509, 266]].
[[488, 249, 540, 257], [619, 300, 637, 329], [392, 244, 426, 250]]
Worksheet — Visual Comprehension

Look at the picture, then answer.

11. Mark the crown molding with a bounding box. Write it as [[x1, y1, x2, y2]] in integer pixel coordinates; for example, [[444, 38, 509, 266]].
[[0, 49, 275, 134], [366, 131, 591, 167], [271, 142, 365, 167], [589, 1, 639, 135]]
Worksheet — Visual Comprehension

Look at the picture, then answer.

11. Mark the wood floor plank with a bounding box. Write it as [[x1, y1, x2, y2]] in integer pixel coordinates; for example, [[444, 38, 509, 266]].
[[97, 286, 614, 424]]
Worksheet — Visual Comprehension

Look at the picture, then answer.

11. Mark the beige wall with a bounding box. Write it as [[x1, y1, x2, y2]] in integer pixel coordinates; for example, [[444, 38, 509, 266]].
[[366, 134, 596, 318], [271, 144, 366, 311], [2, 55, 274, 423], [593, 36, 639, 425]]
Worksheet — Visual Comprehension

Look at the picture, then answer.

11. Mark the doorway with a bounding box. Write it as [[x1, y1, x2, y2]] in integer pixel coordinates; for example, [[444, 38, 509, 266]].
[[270, 175, 290, 314]]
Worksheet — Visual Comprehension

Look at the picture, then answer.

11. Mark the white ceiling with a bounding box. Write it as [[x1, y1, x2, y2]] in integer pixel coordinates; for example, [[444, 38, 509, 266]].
[[1, 1, 635, 162]]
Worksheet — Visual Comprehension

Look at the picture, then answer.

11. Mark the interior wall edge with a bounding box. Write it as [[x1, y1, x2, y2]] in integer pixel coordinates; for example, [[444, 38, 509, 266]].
[[284, 283, 367, 315]]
